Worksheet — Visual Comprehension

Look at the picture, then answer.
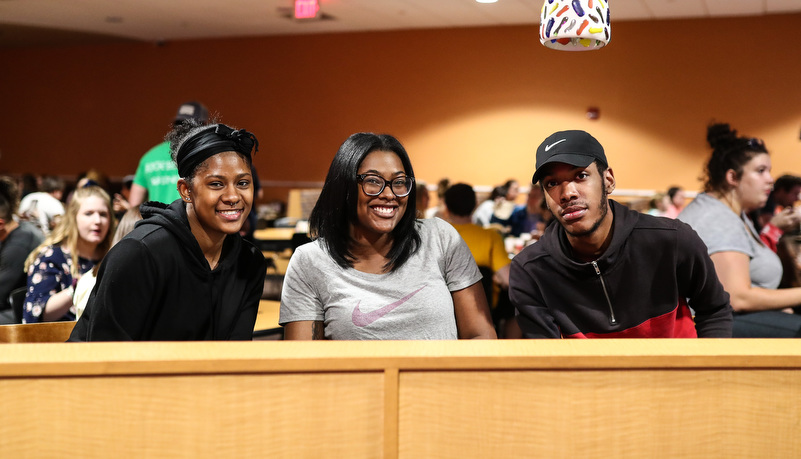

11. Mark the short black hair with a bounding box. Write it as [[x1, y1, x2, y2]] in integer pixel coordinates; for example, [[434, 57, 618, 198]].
[[774, 175, 801, 192], [308, 133, 420, 272], [40, 175, 64, 193], [443, 183, 477, 217], [667, 186, 682, 200]]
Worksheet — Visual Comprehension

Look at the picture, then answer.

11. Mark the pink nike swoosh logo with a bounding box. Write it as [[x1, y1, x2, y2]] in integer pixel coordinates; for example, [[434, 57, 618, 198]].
[[351, 286, 426, 327]]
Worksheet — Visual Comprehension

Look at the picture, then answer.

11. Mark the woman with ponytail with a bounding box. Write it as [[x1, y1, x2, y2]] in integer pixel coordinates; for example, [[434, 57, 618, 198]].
[[679, 123, 801, 337], [69, 120, 266, 341]]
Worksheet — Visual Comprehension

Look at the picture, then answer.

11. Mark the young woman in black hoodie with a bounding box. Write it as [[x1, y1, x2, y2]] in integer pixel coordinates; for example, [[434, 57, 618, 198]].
[[70, 121, 266, 341]]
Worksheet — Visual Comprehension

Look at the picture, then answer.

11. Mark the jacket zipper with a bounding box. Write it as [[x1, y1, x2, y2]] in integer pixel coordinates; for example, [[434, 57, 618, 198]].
[[591, 261, 617, 325]]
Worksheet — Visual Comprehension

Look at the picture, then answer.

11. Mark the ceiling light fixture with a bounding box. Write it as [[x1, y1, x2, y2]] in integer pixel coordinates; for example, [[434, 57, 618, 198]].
[[476, 0, 499, 3], [539, 0, 610, 51]]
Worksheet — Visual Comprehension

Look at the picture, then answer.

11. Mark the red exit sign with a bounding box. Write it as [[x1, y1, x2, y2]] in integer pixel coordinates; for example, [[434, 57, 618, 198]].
[[294, 0, 320, 19]]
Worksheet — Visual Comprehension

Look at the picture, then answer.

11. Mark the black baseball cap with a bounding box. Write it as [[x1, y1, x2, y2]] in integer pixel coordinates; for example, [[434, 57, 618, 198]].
[[532, 130, 607, 184], [173, 101, 209, 125]]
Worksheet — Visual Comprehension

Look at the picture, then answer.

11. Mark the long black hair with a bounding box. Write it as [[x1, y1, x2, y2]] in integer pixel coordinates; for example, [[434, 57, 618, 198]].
[[704, 123, 769, 194], [309, 132, 420, 271]]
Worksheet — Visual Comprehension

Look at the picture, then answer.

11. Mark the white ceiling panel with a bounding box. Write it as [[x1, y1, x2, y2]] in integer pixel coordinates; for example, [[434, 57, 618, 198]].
[[607, 0, 658, 20], [705, 0, 765, 16], [767, 0, 801, 13], [0, 0, 800, 46], [642, 0, 709, 19]]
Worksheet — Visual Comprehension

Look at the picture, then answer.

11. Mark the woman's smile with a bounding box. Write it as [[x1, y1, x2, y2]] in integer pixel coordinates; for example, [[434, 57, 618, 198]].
[[353, 150, 408, 239]]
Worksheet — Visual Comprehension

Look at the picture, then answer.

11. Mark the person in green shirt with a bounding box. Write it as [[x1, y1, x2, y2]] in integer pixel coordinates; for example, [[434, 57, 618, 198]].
[[128, 101, 209, 207]]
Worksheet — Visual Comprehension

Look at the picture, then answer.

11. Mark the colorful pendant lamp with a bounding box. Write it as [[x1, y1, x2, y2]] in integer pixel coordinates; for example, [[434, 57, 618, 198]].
[[540, 0, 610, 51]]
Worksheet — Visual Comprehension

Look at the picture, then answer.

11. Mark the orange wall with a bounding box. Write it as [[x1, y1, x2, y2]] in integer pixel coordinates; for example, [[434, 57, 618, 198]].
[[1, 14, 800, 203]]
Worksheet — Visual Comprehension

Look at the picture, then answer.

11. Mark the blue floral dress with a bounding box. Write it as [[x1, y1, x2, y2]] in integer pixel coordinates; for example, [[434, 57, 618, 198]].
[[24, 245, 96, 323]]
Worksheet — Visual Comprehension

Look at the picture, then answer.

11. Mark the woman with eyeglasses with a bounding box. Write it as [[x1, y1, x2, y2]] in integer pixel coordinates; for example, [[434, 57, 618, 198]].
[[280, 133, 496, 340], [69, 120, 266, 341], [678, 123, 801, 337]]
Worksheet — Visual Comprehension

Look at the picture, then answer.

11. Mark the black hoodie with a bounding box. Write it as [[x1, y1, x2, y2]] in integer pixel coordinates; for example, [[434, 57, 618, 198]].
[[69, 200, 266, 341], [509, 200, 732, 338]]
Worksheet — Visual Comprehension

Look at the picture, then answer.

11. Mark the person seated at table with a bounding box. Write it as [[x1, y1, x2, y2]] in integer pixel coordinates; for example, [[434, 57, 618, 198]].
[[443, 183, 520, 338], [69, 121, 266, 341], [678, 123, 801, 337], [23, 185, 115, 323], [488, 179, 519, 232], [472, 185, 507, 227], [279, 133, 496, 340], [661, 186, 686, 219], [0, 177, 44, 324], [508, 185, 550, 238], [510, 129, 732, 338], [749, 174, 801, 253], [415, 180, 430, 219], [18, 175, 65, 236], [73, 207, 142, 319]]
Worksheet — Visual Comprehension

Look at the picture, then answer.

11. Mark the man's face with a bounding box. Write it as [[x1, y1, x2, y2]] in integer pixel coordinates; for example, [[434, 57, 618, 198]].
[[540, 162, 614, 238], [776, 185, 801, 208]]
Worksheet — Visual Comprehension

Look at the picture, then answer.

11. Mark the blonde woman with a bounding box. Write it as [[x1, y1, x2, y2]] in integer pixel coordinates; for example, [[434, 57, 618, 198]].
[[74, 207, 141, 319], [23, 186, 114, 323]]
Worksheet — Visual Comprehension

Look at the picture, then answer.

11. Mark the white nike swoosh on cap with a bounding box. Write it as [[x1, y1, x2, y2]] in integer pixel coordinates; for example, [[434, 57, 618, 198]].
[[544, 139, 567, 151]]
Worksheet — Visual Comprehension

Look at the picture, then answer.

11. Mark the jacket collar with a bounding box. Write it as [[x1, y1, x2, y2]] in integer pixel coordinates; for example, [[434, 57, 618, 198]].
[[544, 199, 638, 271]]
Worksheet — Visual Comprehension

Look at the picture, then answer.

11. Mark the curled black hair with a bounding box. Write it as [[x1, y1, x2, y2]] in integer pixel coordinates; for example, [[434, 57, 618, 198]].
[[166, 117, 254, 186], [167, 118, 209, 184], [309, 132, 420, 272], [703, 123, 768, 194]]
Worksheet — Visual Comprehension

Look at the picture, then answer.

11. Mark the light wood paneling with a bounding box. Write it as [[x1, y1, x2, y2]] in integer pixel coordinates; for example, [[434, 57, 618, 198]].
[[255, 300, 281, 333], [0, 321, 75, 343], [0, 372, 384, 458], [0, 340, 799, 458], [398, 369, 801, 458], [2, 340, 800, 377]]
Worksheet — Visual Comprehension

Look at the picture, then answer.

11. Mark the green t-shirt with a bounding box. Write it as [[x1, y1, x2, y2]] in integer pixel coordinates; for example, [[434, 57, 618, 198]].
[[133, 141, 181, 204]]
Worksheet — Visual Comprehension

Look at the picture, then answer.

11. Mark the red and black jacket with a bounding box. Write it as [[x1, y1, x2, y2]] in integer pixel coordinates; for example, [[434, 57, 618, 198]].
[[509, 200, 732, 338]]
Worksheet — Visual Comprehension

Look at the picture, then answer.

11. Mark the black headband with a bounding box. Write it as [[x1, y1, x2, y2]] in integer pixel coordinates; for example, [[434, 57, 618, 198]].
[[175, 124, 259, 178]]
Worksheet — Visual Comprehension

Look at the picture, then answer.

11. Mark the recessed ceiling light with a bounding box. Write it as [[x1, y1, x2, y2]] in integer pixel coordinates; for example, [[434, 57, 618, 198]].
[[476, 0, 498, 4]]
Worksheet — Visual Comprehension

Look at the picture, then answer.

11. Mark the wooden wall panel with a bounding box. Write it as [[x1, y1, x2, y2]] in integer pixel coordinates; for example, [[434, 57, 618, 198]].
[[399, 369, 801, 458], [0, 340, 799, 458], [0, 372, 384, 458]]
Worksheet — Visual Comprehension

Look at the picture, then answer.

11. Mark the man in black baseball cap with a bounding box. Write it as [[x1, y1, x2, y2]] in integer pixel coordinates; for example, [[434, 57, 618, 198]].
[[127, 101, 210, 208], [531, 130, 612, 244], [173, 101, 209, 126], [508, 129, 733, 339], [531, 130, 607, 184]]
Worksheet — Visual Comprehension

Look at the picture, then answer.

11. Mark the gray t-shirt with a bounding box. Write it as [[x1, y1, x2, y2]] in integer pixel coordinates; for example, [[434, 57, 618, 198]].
[[279, 218, 481, 340], [678, 192, 781, 289]]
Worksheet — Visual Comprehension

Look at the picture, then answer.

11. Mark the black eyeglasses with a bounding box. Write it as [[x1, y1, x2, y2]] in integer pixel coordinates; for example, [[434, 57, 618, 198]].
[[357, 174, 415, 197]]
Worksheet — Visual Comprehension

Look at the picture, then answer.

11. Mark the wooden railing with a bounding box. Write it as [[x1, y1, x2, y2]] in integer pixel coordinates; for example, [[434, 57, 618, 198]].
[[0, 340, 799, 458]]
